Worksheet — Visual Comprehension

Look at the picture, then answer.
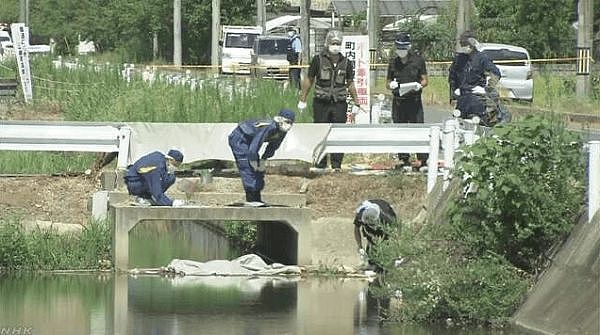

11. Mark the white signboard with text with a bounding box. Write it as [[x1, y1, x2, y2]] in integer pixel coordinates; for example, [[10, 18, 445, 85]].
[[10, 23, 33, 103], [342, 35, 370, 124]]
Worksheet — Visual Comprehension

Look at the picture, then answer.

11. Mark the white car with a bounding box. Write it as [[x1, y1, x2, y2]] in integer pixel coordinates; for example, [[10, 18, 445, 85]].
[[479, 43, 534, 102], [0, 30, 14, 58]]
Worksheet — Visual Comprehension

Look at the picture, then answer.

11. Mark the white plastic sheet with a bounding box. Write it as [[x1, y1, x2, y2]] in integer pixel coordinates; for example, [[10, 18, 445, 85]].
[[126, 122, 331, 165]]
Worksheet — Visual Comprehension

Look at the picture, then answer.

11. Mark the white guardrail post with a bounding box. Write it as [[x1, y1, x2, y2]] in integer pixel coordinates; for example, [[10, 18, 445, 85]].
[[589, 141, 600, 223], [117, 126, 131, 169], [427, 126, 441, 194], [442, 119, 457, 191]]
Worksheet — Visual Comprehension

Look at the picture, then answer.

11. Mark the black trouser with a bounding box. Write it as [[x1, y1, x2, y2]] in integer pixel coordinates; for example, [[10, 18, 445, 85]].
[[289, 62, 301, 90], [392, 96, 428, 165], [313, 98, 347, 169]]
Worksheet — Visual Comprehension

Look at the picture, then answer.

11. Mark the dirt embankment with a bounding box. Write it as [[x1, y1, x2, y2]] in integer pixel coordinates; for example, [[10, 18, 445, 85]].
[[0, 171, 427, 225]]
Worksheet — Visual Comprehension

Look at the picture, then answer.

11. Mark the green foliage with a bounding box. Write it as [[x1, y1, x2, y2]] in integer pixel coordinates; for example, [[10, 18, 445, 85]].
[[0, 218, 30, 271], [0, 217, 111, 271], [369, 225, 530, 325], [223, 221, 257, 254], [473, 0, 577, 59], [447, 115, 585, 272]]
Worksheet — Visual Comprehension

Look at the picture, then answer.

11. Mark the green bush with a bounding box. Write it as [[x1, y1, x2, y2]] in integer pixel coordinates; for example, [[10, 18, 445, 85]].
[[223, 221, 257, 254], [0, 217, 111, 271], [370, 224, 530, 325], [447, 114, 585, 272]]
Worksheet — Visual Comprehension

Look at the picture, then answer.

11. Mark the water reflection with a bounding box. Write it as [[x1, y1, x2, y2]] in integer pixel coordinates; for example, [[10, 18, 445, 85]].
[[129, 220, 237, 268], [0, 273, 522, 335]]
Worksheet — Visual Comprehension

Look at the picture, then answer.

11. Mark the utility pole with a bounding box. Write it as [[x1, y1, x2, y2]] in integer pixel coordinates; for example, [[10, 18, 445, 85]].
[[456, 0, 471, 48], [576, 0, 593, 98], [257, 0, 266, 33], [300, 0, 311, 68], [211, 0, 221, 73], [173, 0, 182, 66], [19, 0, 26, 24], [367, 0, 378, 88]]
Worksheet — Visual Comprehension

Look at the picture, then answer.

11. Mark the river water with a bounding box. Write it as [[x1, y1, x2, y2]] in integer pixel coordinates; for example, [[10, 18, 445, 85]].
[[0, 222, 524, 334]]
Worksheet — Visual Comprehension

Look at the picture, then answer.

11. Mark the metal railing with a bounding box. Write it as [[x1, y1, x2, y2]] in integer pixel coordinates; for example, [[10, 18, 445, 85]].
[[0, 121, 131, 168]]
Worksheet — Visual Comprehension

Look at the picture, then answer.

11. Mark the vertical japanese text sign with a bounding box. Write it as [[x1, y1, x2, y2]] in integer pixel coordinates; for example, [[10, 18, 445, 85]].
[[342, 35, 370, 123], [10, 23, 33, 103]]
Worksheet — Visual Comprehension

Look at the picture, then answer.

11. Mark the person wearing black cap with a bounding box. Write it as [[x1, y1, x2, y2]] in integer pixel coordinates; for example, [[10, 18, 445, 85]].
[[386, 32, 429, 171], [124, 149, 185, 206], [228, 109, 296, 207]]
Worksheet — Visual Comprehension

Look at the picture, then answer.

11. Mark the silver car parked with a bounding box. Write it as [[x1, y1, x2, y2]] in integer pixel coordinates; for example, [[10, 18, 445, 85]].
[[479, 43, 534, 102]]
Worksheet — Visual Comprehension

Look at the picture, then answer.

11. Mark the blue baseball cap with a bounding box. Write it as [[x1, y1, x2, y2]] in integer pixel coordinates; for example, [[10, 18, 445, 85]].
[[279, 109, 296, 123], [167, 149, 184, 163]]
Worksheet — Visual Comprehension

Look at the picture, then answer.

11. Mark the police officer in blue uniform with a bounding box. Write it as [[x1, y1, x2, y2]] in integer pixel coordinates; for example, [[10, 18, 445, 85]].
[[298, 29, 361, 172], [449, 31, 501, 123], [124, 149, 185, 206], [287, 28, 302, 90], [228, 109, 295, 206]]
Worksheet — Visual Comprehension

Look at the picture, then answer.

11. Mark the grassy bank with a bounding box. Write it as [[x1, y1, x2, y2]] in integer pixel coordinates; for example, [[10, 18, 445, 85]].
[[0, 217, 111, 272], [369, 114, 585, 326]]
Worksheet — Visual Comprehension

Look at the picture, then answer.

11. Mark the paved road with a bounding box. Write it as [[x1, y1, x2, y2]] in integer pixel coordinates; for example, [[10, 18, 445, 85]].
[[424, 104, 600, 141]]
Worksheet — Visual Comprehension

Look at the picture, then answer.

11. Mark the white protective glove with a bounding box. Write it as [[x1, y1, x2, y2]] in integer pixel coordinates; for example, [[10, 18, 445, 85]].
[[472, 85, 486, 95], [257, 159, 267, 172], [297, 101, 307, 111], [351, 104, 365, 115], [358, 248, 367, 263], [414, 82, 423, 91], [454, 88, 461, 97], [389, 80, 399, 90], [172, 199, 186, 207]]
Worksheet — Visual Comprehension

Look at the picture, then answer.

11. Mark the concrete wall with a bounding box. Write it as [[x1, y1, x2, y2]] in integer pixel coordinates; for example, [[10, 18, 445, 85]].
[[512, 212, 600, 335]]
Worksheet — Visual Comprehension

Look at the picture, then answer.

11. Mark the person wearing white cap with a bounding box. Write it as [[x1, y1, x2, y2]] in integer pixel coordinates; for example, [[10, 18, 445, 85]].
[[354, 199, 398, 270]]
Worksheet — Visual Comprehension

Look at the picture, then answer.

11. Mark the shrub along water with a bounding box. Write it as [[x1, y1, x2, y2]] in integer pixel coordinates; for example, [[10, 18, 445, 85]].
[[370, 114, 585, 326], [0, 216, 111, 272]]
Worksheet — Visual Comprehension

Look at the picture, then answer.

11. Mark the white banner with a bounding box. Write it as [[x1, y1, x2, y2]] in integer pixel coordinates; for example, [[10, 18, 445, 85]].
[[342, 35, 370, 124], [10, 23, 33, 103]]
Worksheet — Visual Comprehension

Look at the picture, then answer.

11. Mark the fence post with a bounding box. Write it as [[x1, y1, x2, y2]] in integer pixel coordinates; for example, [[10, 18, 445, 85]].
[[589, 141, 600, 223], [427, 126, 441, 194], [117, 127, 131, 169], [442, 119, 457, 191]]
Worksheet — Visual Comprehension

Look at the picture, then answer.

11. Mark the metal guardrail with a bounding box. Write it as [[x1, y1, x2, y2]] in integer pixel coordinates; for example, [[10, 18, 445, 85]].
[[1, 120, 469, 194], [0, 121, 131, 168], [0, 78, 18, 97]]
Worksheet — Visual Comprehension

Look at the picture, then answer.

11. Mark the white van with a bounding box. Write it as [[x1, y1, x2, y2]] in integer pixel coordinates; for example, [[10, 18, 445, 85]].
[[479, 43, 534, 101], [220, 25, 263, 74]]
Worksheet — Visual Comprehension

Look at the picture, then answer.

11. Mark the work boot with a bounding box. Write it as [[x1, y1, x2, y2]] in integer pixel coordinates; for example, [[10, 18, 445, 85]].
[[244, 201, 266, 207], [135, 196, 152, 206]]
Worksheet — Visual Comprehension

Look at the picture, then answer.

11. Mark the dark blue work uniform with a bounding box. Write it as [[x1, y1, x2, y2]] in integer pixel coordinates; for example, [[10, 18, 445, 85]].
[[228, 119, 288, 202], [124, 151, 176, 206], [448, 51, 501, 118]]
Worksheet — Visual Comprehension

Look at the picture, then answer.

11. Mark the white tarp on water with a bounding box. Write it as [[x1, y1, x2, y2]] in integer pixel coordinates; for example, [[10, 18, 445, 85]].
[[166, 254, 302, 276], [126, 122, 331, 165]]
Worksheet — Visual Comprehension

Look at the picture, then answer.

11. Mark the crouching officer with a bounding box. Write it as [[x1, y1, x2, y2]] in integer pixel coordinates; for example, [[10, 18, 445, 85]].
[[354, 199, 398, 271], [124, 149, 185, 207], [228, 109, 295, 207]]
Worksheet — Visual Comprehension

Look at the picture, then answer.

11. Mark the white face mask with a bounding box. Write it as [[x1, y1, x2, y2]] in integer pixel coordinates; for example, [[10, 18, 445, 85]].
[[167, 161, 177, 174], [328, 45, 341, 54], [278, 121, 293, 133], [287, 31, 294, 38], [396, 49, 409, 58], [457, 46, 472, 54]]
